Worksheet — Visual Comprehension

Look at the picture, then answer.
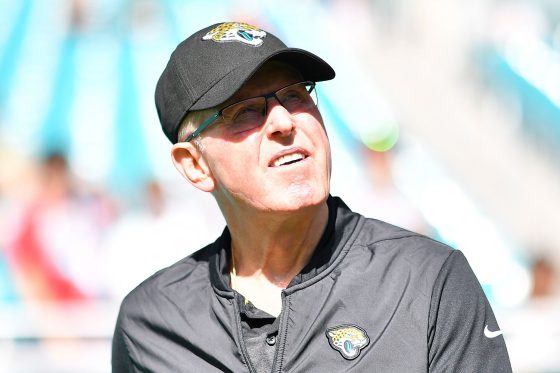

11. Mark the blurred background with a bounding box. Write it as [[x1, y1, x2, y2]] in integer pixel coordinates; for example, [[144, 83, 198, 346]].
[[1, 0, 559, 371]]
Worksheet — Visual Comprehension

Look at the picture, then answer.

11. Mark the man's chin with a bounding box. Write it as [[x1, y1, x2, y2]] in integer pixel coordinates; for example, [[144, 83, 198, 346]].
[[264, 188, 328, 214]]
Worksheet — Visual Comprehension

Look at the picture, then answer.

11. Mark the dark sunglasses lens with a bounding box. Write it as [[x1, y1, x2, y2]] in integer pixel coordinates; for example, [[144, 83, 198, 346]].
[[222, 97, 266, 134], [278, 82, 317, 112]]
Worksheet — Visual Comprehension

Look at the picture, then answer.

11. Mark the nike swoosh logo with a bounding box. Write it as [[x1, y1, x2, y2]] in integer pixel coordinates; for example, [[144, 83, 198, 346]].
[[484, 325, 503, 339]]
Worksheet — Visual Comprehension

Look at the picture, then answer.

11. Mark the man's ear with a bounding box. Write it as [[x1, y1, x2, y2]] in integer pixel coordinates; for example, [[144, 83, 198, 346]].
[[171, 142, 216, 192]]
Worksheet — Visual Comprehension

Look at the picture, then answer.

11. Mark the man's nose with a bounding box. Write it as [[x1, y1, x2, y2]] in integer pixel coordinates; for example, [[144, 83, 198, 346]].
[[264, 96, 295, 138]]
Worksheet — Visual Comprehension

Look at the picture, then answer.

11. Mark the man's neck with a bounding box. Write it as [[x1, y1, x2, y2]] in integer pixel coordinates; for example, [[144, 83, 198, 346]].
[[225, 201, 329, 316]]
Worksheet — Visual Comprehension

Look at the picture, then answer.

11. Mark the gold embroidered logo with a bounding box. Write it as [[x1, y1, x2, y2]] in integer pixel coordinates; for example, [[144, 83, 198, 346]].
[[202, 22, 266, 46]]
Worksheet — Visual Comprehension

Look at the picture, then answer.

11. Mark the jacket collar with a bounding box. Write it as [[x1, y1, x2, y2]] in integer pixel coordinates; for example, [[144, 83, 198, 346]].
[[209, 196, 362, 296]]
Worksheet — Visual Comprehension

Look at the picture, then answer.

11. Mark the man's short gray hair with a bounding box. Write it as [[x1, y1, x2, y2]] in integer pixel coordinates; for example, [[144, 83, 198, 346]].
[[177, 107, 217, 150]]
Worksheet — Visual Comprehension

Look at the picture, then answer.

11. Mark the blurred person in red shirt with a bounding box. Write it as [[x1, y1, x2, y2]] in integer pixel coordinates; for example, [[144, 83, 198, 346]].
[[6, 152, 113, 300]]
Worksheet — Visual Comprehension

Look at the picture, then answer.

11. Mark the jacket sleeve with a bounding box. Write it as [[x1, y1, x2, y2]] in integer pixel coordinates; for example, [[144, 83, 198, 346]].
[[427, 250, 512, 373], [112, 312, 138, 373]]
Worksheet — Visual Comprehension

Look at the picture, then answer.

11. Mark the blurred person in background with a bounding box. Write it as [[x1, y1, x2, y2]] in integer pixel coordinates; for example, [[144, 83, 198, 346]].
[[5, 152, 113, 300], [103, 179, 221, 300], [531, 255, 557, 299], [112, 22, 511, 372], [502, 253, 560, 371]]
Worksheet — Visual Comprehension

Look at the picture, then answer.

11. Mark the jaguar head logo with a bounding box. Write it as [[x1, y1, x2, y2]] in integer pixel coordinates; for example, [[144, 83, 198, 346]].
[[202, 22, 266, 46], [326, 325, 370, 360]]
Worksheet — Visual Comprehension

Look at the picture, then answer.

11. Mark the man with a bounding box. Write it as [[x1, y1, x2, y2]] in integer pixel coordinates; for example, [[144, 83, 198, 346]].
[[112, 22, 512, 372]]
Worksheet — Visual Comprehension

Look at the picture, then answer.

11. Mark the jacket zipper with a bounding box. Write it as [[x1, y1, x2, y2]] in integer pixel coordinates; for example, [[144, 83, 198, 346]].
[[232, 291, 257, 373], [271, 291, 289, 373]]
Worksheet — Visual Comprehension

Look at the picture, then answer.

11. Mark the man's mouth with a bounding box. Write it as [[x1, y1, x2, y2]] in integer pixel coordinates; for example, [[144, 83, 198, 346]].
[[270, 151, 308, 167]]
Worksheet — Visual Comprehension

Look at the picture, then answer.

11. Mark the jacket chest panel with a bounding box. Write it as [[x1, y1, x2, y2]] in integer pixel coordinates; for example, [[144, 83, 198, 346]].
[[274, 259, 430, 371]]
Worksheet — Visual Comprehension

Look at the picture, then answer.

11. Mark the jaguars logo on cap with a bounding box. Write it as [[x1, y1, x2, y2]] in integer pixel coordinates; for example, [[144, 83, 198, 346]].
[[326, 324, 370, 360], [202, 22, 267, 46]]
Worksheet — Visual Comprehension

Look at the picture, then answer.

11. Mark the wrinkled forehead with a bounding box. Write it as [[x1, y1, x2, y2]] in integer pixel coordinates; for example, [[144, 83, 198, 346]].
[[229, 61, 304, 102]]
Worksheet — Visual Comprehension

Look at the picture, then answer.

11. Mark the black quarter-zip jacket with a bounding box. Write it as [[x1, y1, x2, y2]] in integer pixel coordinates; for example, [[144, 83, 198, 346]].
[[112, 196, 512, 372]]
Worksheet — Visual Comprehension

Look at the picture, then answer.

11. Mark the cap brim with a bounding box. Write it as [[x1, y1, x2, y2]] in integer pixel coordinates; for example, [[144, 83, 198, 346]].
[[190, 48, 335, 111]]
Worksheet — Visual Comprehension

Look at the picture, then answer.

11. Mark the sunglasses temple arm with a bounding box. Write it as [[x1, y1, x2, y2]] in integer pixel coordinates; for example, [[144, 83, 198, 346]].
[[185, 112, 220, 142]]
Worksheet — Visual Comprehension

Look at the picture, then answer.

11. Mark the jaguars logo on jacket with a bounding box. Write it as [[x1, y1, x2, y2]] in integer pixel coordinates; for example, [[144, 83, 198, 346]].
[[326, 324, 370, 360]]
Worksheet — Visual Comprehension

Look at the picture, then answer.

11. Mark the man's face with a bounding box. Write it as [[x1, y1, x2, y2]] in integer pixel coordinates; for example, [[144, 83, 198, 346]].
[[199, 62, 332, 214]]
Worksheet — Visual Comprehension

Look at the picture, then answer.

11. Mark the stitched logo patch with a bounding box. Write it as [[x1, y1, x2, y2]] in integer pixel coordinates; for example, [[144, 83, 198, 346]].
[[202, 22, 266, 46], [326, 324, 370, 360]]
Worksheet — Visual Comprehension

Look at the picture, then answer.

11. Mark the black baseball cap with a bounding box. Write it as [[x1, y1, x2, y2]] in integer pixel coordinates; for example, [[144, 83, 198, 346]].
[[155, 22, 336, 143]]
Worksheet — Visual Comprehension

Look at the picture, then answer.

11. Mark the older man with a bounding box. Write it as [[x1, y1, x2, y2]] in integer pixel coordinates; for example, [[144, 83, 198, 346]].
[[112, 22, 512, 372]]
